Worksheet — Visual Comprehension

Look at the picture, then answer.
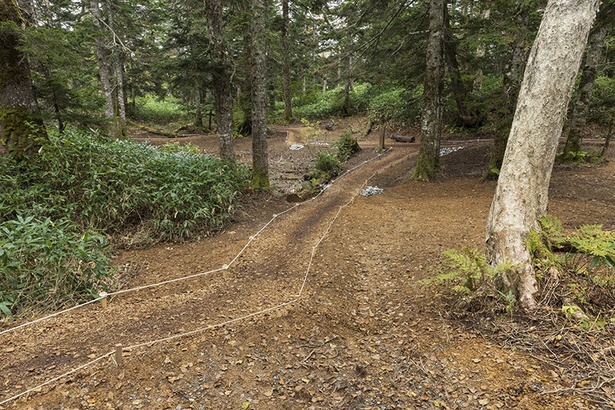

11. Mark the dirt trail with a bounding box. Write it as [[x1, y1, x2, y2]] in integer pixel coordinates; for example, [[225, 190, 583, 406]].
[[1, 124, 614, 409]]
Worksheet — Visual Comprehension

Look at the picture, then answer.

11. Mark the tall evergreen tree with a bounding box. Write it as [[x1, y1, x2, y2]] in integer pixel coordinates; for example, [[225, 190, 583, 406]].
[[413, 0, 445, 180], [251, 0, 270, 189], [206, 0, 235, 159]]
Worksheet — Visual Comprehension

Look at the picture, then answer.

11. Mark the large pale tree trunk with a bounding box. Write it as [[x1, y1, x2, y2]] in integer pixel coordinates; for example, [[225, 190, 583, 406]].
[[486, 0, 600, 310], [413, 0, 445, 180], [250, 0, 269, 189], [0, 0, 46, 158], [563, 25, 607, 158], [205, 0, 235, 160]]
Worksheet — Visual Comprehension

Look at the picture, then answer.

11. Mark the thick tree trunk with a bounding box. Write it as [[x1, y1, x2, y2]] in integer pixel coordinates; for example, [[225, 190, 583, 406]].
[[205, 0, 235, 160], [413, 0, 445, 181], [250, 0, 269, 189], [282, 0, 293, 122], [563, 26, 607, 158], [0, 0, 46, 158], [486, 0, 600, 310]]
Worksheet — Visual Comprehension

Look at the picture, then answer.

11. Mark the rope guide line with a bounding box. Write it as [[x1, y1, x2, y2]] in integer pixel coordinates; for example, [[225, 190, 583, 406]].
[[0, 148, 394, 407]]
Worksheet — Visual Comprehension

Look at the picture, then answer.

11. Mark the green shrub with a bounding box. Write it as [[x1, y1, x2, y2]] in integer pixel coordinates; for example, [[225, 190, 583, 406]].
[[0, 128, 250, 316], [0, 215, 110, 317], [590, 76, 615, 126], [292, 83, 373, 119], [1, 129, 250, 242], [314, 152, 342, 176], [131, 95, 188, 124], [334, 131, 361, 161]]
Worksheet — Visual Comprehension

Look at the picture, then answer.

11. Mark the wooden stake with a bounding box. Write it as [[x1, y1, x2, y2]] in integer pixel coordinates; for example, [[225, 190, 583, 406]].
[[99, 292, 108, 309], [115, 344, 123, 366], [379, 125, 386, 151]]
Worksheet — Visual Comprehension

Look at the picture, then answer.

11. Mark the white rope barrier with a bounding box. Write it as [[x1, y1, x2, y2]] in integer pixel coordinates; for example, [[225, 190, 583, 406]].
[[0, 298, 104, 337], [0, 351, 114, 406], [0, 148, 390, 338], [0, 147, 397, 407]]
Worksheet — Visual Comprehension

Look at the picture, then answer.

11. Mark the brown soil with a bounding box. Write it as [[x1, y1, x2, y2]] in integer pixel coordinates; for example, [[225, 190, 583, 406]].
[[1, 119, 614, 410]]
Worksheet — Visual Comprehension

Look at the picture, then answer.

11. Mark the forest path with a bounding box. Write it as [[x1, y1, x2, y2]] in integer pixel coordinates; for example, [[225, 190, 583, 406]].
[[1, 124, 614, 409]]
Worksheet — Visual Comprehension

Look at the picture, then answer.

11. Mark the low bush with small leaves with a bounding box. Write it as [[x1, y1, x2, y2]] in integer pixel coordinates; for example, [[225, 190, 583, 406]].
[[0, 129, 250, 317]]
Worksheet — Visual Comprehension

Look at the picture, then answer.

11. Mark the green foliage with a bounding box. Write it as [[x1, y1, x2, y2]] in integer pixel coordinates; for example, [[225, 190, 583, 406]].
[[535, 216, 615, 273], [292, 83, 372, 119], [131, 95, 189, 125], [333, 131, 360, 161], [0, 128, 249, 316], [21, 22, 107, 132], [590, 76, 615, 126], [159, 141, 200, 155], [0, 128, 249, 242], [424, 247, 516, 310], [427, 247, 512, 293], [567, 225, 615, 271], [0, 215, 110, 317], [527, 216, 615, 325], [314, 152, 342, 177], [367, 86, 421, 128]]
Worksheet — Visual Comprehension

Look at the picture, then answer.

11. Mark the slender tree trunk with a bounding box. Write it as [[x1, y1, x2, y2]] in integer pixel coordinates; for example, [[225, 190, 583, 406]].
[[413, 0, 445, 181], [194, 81, 203, 127], [486, 0, 600, 310], [602, 115, 613, 156], [91, 0, 114, 125], [282, 0, 293, 122], [251, 0, 269, 189], [444, 5, 475, 127], [563, 26, 607, 158], [205, 0, 235, 159], [113, 52, 127, 138], [0, 0, 46, 158]]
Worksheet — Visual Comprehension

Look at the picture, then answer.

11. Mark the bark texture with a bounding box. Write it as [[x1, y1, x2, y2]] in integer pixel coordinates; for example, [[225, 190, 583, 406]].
[[0, 0, 46, 158], [205, 0, 235, 160], [413, 0, 445, 180], [486, 0, 600, 310], [250, 0, 269, 189]]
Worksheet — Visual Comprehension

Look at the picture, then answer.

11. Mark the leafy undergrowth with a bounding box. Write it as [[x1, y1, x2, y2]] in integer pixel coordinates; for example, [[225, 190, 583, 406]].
[[305, 131, 361, 191], [431, 217, 615, 408], [0, 129, 249, 317]]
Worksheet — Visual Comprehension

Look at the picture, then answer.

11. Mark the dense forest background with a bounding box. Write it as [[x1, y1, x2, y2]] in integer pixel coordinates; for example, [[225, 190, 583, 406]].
[[8, 0, 615, 146]]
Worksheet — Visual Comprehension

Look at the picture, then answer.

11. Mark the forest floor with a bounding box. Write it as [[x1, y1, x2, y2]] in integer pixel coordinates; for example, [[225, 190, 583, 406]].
[[1, 118, 614, 409]]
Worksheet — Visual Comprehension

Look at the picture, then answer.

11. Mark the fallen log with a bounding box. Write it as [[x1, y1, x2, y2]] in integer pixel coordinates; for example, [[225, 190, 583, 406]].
[[390, 133, 416, 143]]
